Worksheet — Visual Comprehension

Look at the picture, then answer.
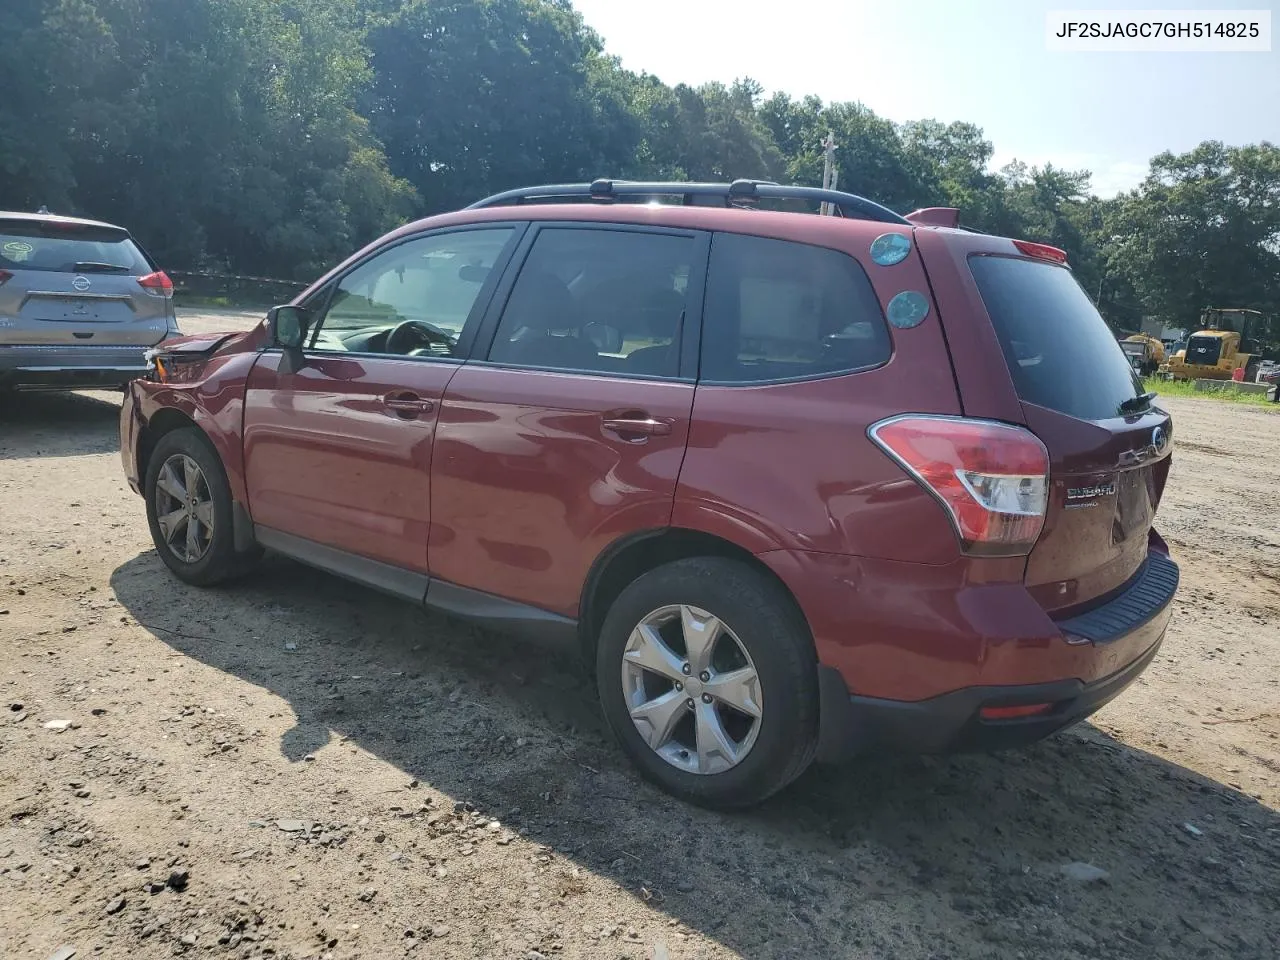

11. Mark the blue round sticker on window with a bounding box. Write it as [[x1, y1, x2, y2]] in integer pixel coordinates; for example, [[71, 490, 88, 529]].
[[869, 232, 911, 266], [887, 290, 929, 329]]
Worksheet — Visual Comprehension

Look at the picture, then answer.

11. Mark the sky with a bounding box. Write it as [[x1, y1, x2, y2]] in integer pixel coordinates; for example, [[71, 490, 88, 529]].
[[570, 0, 1279, 197]]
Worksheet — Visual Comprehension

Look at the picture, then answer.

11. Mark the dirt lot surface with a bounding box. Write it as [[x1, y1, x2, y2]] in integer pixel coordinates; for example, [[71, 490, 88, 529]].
[[2, 312, 1278, 959]]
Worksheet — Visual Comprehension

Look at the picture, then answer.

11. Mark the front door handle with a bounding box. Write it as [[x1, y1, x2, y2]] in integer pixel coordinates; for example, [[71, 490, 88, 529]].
[[382, 392, 434, 419], [602, 412, 674, 441]]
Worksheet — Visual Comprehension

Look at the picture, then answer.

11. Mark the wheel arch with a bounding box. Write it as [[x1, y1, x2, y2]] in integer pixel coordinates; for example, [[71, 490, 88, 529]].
[[138, 406, 256, 552], [577, 526, 814, 664], [137, 407, 202, 486]]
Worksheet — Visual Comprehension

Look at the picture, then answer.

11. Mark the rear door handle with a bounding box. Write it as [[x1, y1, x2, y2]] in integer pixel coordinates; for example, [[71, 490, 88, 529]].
[[382, 392, 434, 419], [602, 413, 674, 440]]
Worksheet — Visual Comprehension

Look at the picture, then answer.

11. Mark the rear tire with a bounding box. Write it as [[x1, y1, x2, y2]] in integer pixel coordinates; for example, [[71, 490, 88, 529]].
[[144, 427, 258, 586], [596, 557, 819, 809]]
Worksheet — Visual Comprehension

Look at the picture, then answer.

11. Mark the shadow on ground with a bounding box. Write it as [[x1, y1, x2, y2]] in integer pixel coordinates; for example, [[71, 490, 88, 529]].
[[0, 389, 122, 460], [110, 550, 1280, 960]]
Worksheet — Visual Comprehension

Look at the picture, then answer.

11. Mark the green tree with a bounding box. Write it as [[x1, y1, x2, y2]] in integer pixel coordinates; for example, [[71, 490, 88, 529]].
[[365, 0, 610, 211], [1105, 141, 1280, 339]]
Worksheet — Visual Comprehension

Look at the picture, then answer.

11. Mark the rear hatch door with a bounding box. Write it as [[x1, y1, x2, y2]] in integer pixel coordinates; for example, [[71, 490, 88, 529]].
[[917, 229, 1172, 614], [0, 219, 170, 346]]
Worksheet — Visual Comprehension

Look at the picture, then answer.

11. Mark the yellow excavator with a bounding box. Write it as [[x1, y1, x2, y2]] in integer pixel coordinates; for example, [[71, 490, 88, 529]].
[[1165, 308, 1263, 381], [1119, 334, 1166, 376]]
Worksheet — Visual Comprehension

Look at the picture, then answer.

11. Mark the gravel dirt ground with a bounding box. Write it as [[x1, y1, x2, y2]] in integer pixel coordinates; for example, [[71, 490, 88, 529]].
[[2, 310, 1278, 960]]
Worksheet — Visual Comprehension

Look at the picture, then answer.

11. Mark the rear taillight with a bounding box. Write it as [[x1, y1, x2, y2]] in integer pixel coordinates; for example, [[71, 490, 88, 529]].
[[137, 270, 173, 299], [869, 415, 1050, 557], [0, 269, 11, 286], [1012, 239, 1069, 264]]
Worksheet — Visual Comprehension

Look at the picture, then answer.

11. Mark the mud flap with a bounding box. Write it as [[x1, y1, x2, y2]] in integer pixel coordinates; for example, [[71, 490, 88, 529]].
[[815, 664, 864, 763], [232, 500, 256, 553]]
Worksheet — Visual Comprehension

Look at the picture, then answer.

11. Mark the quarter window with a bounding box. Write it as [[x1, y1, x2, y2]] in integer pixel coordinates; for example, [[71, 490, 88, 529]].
[[488, 228, 695, 378], [700, 233, 892, 383]]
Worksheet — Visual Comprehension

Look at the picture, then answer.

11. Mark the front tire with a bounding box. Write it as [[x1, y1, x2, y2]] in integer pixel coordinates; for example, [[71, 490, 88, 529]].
[[144, 427, 257, 586], [596, 557, 819, 809]]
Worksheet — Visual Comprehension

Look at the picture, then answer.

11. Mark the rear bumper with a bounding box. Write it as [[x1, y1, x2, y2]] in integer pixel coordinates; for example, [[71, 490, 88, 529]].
[[0, 344, 153, 387], [756, 543, 1178, 761], [818, 615, 1166, 759]]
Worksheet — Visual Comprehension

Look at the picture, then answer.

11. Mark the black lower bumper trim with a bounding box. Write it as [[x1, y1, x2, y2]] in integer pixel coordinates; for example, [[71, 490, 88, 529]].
[[815, 633, 1165, 762]]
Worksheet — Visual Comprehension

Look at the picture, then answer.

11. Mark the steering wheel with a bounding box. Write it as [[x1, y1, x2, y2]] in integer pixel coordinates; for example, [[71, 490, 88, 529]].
[[385, 319, 456, 356]]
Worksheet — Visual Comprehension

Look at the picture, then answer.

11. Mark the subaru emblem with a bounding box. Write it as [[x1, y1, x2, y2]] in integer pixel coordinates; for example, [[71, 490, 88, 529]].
[[72, 275, 91, 291], [1151, 426, 1166, 451]]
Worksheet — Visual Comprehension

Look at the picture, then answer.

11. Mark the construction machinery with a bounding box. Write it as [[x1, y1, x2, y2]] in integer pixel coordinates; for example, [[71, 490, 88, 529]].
[[1119, 333, 1166, 376], [1164, 308, 1264, 381]]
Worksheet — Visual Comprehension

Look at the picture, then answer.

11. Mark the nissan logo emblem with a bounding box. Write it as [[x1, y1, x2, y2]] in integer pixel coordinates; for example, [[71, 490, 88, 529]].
[[72, 276, 91, 291]]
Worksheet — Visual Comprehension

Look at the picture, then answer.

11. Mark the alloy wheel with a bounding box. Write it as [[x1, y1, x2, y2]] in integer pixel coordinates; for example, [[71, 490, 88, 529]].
[[620, 604, 763, 775], [153, 453, 215, 563]]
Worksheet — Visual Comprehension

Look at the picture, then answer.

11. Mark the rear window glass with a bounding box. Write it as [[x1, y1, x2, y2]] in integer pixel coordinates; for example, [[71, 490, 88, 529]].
[[701, 233, 891, 383], [0, 222, 151, 274], [969, 255, 1143, 421]]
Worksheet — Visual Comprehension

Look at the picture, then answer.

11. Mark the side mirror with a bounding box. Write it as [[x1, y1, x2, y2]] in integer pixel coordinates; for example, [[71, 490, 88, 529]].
[[267, 305, 310, 374], [268, 304, 309, 349], [583, 322, 623, 354]]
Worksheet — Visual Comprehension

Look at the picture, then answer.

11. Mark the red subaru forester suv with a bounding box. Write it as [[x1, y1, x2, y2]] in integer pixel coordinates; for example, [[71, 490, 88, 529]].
[[120, 180, 1177, 808]]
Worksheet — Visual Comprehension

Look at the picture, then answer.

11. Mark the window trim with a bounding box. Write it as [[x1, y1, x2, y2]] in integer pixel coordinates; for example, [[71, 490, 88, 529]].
[[469, 221, 711, 384], [695, 231, 895, 387], [287, 222, 529, 362]]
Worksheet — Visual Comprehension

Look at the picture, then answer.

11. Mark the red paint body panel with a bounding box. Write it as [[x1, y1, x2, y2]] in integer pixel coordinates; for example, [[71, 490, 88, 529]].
[[911, 227, 1024, 421], [758, 548, 1163, 701], [674, 367, 962, 563], [430, 364, 694, 617], [125, 346, 261, 505], [674, 220, 963, 563], [119, 386, 144, 493], [1021, 402, 1173, 613], [242, 353, 459, 574]]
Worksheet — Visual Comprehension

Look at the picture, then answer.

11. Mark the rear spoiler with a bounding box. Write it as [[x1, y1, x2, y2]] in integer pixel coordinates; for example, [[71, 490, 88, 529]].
[[903, 207, 961, 228]]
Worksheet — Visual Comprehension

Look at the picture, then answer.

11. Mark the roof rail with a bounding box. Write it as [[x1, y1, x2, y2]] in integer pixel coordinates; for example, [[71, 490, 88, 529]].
[[466, 179, 910, 225]]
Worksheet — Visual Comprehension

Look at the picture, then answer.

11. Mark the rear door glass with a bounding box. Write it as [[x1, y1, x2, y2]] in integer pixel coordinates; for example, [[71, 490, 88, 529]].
[[0, 223, 151, 274], [968, 255, 1143, 421]]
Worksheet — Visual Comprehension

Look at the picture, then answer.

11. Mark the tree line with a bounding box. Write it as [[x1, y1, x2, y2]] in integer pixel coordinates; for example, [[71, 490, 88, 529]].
[[2, 0, 1277, 341]]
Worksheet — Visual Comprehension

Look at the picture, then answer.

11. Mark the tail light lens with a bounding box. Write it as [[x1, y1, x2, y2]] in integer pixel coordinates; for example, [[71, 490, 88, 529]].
[[869, 415, 1050, 557], [0, 269, 11, 285], [137, 270, 174, 299]]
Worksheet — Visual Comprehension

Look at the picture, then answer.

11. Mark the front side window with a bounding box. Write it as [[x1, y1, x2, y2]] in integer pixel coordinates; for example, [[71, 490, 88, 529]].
[[488, 228, 695, 378], [700, 233, 892, 383], [309, 228, 513, 357]]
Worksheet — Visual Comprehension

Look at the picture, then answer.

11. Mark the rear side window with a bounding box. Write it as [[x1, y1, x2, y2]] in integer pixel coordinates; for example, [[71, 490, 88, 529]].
[[700, 233, 891, 383], [489, 228, 694, 378], [969, 255, 1143, 421], [0, 222, 151, 274]]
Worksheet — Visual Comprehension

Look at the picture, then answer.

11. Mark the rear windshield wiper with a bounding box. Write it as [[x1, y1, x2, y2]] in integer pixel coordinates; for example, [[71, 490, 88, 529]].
[[1118, 391, 1156, 414], [73, 261, 131, 272]]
